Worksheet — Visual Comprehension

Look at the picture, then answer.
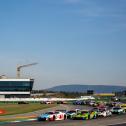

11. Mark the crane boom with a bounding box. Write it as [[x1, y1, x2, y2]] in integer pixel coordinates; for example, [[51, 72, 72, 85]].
[[17, 63, 38, 78]]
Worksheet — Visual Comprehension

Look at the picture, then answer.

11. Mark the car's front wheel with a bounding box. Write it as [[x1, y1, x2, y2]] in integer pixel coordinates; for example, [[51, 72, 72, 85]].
[[93, 114, 97, 119], [50, 116, 56, 121], [88, 115, 90, 120], [64, 115, 67, 120]]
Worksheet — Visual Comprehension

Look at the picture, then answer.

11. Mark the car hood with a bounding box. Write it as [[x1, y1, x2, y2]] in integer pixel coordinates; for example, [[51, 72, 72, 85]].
[[74, 114, 87, 117], [67, 112, 75, 115]]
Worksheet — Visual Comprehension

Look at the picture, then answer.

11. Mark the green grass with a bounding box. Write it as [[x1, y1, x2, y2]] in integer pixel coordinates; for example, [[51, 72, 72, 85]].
[[0, 103, 57, 116]]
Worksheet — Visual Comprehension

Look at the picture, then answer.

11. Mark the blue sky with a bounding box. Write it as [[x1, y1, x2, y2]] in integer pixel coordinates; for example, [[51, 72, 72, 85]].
[[0, 0, 126, 89]]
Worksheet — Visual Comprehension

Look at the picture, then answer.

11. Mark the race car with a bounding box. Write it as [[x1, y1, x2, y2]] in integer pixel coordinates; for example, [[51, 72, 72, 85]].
[[37, 111, 56, 121], [72, 110, 97, 120], [111, 107, 125, 114], [66, 109, 80, 119], [89, 101, 96, 106], [55, 109, 67, 114], [92, 107, 112, 117], [120, 104, 126, 112], [54, 111, 67, 120], [73, 100, 86, 105], [57, 101, 68, 104], [37, 111, 66, 121]]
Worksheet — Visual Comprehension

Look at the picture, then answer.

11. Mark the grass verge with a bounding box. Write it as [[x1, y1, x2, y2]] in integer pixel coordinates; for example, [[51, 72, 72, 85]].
[[0, 103, 57, 116]]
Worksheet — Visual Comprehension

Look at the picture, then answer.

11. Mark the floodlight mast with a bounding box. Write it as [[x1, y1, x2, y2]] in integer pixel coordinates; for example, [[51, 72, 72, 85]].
[[17, 63, 38, 78]]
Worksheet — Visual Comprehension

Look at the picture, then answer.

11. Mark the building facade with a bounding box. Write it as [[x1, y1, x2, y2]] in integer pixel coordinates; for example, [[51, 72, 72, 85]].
[[0, 79, 34, 98]]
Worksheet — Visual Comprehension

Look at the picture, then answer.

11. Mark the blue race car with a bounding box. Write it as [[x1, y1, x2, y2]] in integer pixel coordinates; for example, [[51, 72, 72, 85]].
[[37, 111, 56, 121]]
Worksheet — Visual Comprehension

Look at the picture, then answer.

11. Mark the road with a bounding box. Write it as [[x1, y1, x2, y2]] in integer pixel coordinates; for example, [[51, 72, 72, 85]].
[[108, 123, 126, 126], [1, 104, 126, 126]]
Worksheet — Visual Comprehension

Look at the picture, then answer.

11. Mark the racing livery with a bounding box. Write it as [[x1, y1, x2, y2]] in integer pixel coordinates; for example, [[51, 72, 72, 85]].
[[38, 111, 56, 121], [66, 109, 80, 119], [72, 110, 97, 120], [55, 111, 67, 120], [120, 104, 126, 112], [111, 107, 125, 114], [37, 111, 66, 121], [93, 107, 112, 117]]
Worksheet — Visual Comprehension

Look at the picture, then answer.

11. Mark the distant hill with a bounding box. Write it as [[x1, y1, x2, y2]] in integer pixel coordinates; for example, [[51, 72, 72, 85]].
[[47, 84, 126, 93]]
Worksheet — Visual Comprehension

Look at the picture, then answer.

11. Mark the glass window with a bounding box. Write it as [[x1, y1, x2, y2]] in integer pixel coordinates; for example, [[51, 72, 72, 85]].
[[0, 81, 33, 91]]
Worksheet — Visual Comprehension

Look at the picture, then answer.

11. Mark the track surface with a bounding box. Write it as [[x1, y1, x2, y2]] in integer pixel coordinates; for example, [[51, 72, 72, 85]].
[[108, 123, 126, 126], [1, 104, 126, 126], [2, 115, 126, 126]]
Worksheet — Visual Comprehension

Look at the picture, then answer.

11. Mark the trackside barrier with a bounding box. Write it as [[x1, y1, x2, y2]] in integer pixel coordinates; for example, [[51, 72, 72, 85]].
[[0, 96, 95, 102]]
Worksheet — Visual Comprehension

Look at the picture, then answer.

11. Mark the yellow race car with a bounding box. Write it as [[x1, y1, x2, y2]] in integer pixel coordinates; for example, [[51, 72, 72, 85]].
[[72, 110, 97, 120], [120, 104, 126, 112]]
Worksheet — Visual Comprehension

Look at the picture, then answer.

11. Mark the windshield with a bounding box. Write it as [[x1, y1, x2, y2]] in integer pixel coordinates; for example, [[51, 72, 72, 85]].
[[67, 111, 76, 114], [113, 108, 121, 110], [44, 112, 54, 115], [121, 105, 126, 107], [56, 110, 66, 112], [93, 108, 98, 111], [81, 111, 88, 114]]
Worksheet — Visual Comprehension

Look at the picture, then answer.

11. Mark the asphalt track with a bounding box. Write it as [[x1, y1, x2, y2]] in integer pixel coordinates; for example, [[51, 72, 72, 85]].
[[108, 123, 126, 126], [1, 104, 126, 126]]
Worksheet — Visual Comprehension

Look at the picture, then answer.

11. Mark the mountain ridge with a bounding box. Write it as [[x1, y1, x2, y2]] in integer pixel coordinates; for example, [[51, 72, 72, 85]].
[[47, 84, 126, 93]]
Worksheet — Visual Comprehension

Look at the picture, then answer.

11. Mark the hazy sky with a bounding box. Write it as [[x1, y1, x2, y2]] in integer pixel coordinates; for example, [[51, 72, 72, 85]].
[[0, 0, 126, 89]]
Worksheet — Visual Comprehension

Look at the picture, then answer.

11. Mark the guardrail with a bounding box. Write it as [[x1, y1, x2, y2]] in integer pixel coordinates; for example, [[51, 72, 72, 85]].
[[0, 96, 95, 102]]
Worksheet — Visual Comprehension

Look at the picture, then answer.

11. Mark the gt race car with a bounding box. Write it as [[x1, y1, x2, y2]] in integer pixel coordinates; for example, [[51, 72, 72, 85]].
[[72, 110, 97, 120], [66, 109, 80, 119], [93, 107, 112, 117], [111, 107, 125, 114], [37, 111, 56, 121], [38, 111, 66, 121]]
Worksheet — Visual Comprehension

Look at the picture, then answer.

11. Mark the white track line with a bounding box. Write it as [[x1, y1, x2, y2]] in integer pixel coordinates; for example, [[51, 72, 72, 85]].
[[108, 122, 126, 126]]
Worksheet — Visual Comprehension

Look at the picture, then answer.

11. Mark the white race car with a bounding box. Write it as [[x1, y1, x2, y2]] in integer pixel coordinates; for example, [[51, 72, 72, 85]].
[[66, 109, 81, 119], [111, 107, 125, 114], [37, 111, 66, 121], [93, 107, 112, 117], [98, 108, 112, 117], [55, 111, 67, 120]]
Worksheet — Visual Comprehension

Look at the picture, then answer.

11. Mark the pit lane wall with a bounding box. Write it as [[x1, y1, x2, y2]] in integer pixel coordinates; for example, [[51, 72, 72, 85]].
[[0, 96, 95, 102]]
